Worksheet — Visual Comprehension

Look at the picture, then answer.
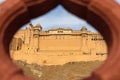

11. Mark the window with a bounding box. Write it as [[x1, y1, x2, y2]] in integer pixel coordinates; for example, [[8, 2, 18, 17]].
[[58, 30, 63, 33]]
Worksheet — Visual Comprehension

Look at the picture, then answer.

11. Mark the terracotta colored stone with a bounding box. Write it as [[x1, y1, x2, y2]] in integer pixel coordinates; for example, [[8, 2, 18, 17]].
[[0, 0, 120, 80]]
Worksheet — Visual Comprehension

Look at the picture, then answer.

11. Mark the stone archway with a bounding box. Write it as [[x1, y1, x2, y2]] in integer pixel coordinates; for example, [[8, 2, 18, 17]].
[[0, 0, 120, 80]]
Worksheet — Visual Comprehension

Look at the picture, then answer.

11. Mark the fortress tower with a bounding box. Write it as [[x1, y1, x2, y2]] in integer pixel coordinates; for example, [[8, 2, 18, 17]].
[[32, 24, 42, 52], [80, 26, 90, 54]]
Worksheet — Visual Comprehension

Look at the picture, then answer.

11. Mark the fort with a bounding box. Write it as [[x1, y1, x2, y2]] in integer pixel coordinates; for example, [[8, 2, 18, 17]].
[[10, 24, 107, 65]]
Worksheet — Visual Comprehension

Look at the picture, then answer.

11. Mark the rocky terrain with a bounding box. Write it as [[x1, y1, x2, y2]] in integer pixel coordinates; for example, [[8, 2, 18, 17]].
[[13, 60, 103, 80]]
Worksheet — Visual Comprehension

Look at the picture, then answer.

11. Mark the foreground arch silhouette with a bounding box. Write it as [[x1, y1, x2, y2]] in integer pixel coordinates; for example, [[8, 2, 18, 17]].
[[0, 0, 120, 80]]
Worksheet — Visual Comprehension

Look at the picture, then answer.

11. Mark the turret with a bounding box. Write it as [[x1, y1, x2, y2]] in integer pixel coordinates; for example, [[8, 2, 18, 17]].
[[34, 24, 42, 31], [81, 26, 87, 32], [33, 24, 42, 38], [80, 26, 88, 37], [29, 23, 34, 27]]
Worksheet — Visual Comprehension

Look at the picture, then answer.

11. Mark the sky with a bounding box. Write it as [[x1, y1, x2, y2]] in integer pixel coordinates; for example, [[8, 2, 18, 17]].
[[23, 5, 97, 32], [0, 0, 120, 32]]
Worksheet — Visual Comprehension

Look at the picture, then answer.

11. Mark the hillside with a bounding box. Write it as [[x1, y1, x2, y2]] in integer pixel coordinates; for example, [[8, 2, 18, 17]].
[[13, 60, 103, 80]]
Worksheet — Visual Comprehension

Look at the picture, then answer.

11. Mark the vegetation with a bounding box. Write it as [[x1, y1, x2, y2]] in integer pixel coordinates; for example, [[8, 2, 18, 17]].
[[13, 60, 103, 80]]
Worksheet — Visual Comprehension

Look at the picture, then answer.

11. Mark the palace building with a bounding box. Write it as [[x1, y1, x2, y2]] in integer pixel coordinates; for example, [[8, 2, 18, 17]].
[[10, 24, 107, 65]]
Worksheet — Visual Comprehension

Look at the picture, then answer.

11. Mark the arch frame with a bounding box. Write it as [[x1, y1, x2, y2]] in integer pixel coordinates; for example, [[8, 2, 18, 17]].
[[0, 0, 120, 80]]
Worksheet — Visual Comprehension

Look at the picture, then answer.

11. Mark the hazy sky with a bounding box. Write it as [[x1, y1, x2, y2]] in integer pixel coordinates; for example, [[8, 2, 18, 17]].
[[23, 5, 97, 32], [0, 0, 120, 32]]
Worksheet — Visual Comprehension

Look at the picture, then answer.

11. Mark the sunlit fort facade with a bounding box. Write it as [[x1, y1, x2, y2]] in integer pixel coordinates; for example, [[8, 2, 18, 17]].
[[10, 24, 107, 65]]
